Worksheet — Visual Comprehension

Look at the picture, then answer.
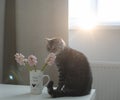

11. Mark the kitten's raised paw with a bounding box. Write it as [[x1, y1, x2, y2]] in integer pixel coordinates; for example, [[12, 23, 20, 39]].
[[47, 80, 54, 88]]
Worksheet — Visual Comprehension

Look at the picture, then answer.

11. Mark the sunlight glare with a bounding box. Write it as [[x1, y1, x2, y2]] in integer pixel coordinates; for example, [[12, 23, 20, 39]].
[[77, 14, 98, 30], [69, 0, 98, 30]]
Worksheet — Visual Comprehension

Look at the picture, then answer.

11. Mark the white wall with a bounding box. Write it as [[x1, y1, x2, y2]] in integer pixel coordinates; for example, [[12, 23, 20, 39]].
[[0, 0, 5, 83], [16, 0, 68, 84], [0, 0, 68, 84], [69, 27, 120, 62]]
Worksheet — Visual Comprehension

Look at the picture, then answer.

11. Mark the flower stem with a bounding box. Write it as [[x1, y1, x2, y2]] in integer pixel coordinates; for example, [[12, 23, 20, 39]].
[[41, 63, 47, 71], [34, 65, 36, 72], [26, 63, 32, 71]]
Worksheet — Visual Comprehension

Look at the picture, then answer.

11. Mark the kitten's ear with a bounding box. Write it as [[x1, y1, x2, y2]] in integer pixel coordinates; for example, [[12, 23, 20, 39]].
[[45, 38, 52, 42]]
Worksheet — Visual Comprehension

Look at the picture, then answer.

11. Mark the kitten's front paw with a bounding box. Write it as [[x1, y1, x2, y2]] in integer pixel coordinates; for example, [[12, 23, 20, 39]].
[[47, 80, 54, 88], [47, 81, 54, 96]]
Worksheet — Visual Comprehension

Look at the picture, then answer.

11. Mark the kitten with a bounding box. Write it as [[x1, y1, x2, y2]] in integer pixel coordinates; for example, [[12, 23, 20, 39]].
[[46, 37, 93, 98]]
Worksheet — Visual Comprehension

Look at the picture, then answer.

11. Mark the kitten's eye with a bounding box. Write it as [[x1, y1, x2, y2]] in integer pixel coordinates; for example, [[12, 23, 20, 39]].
[[47, 45, 51, 50]]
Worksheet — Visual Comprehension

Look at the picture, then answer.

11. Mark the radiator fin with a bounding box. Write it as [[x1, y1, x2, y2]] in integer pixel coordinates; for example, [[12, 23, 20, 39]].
[[90, 62, 120, 100]]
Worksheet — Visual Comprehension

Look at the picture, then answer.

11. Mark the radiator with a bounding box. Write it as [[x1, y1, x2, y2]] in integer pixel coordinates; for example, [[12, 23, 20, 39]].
[[90, 62, 120, 100]]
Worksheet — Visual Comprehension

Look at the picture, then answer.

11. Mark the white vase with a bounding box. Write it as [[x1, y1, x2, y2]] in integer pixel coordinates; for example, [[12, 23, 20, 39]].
[[29, 70, 50, 95]]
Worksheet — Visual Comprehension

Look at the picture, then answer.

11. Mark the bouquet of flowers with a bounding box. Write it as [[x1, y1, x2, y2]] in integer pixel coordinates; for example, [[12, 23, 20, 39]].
[[14, 53, 56, 72]]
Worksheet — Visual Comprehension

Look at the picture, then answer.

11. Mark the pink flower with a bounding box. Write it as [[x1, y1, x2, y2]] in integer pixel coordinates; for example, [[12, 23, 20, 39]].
[[15, 52, 55, 72], [45, 53, 56, 66], [27, 55, 38, 66], [14, 53, 25, 66], [41, 53, 56, 71]]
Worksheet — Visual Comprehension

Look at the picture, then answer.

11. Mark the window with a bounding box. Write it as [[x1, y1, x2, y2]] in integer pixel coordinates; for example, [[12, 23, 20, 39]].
[[69, 0, 120, 30], [97, 0, 120, 24]]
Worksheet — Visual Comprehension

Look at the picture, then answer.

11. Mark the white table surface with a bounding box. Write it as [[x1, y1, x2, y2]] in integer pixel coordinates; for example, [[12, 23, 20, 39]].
[[0, 84, 96, 100]]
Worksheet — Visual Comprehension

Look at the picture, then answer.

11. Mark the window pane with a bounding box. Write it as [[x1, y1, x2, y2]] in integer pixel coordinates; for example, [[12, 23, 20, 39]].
[[98, 0, 120, 24], [69, 0, 97, 29]]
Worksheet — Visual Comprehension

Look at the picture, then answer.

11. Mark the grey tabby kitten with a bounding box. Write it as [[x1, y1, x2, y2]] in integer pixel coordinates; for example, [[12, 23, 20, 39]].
[[46, 37, 93, 98]]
